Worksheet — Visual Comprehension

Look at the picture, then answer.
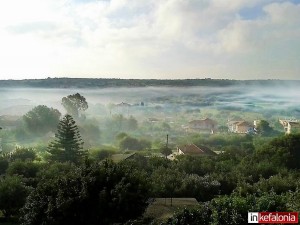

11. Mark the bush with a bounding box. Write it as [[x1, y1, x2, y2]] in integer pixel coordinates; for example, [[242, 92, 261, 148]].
[[0, 159, 9, 175], [9, 147, 36, 162], [21, 161, 149, 225], [0, 176, 28, 218]]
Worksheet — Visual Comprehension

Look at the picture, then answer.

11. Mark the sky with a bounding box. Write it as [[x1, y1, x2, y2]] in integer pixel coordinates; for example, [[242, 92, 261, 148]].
[[0, 0, 299, 80]]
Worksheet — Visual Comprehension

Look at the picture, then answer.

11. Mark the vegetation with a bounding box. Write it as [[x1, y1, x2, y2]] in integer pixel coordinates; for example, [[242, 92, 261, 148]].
[[22, 105, 61, 136], [0, 176, 28, 219], [20, 161, 149, 225], [1, 78, 300, 89], [0, 84, 300, 224], [47, 115, 86, 164], [62, 93, 88, 119]]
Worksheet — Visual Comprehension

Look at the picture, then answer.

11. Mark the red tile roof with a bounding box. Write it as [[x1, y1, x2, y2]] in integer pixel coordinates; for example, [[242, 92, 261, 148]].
[[178, 144, 216, 156]]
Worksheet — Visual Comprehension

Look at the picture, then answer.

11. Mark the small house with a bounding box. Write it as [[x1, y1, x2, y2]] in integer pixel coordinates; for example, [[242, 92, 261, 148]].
[[177, 144, 216, 156], [279, 119, 300, 134], [111, 152, 137, 163], [228, 120, 253, 134], [116, 102, 131, 107], [187, 118, 217, 133]]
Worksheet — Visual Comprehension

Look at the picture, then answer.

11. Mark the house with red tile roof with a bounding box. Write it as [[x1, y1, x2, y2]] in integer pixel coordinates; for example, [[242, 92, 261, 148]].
[[186, 118, 217, 133], [228, 120, 253, 134], [177, 144, 216, 156]]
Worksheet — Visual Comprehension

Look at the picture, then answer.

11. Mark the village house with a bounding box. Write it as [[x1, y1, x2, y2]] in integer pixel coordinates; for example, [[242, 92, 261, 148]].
[[111, 152, 137, 163], [228, 120, 253, 134], [116, 102, 131, 107], [177, 144, 216, 156], [186, 118, 217, 133], [279, 119, 300, 134]]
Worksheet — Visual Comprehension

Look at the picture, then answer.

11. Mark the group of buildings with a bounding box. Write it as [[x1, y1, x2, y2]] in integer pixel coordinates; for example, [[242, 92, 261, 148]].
[[183, 118, 300, 135], [167, 118, 300, 159]]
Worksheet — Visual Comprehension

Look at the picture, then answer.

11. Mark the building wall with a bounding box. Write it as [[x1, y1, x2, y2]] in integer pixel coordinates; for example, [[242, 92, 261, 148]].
[[236, 125, 250, 133], [177, 148, 184, 155]]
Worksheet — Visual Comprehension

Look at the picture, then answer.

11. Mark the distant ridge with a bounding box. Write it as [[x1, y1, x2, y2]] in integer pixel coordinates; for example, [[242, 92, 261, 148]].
[[0, 78, 299, 88]]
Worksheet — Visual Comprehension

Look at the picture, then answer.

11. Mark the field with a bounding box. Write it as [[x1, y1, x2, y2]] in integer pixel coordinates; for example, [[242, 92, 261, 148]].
[[144, 198, 199, 221]]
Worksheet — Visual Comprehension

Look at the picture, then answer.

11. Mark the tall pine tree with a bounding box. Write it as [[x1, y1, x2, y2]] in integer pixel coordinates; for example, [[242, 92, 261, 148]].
[[47, 114, 85, 164]]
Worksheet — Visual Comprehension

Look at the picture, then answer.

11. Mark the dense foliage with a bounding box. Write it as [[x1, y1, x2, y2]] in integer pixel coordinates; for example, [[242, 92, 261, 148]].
[[0, 176, 28, 218], [0, 133, 299, 224], [22, 105, 61, 135], [1, 78, 299, 89], [62, 93, 88, 118], [20, 161, 149, 225]]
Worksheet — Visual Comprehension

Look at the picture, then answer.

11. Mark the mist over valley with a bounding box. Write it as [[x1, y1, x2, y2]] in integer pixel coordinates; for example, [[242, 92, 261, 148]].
[[1, 80, 300, 225], [1, 83, 299, 118]]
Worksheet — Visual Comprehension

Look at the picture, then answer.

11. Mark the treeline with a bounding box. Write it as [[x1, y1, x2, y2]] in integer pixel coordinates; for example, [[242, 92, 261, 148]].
[[1, 78, 300, 88]]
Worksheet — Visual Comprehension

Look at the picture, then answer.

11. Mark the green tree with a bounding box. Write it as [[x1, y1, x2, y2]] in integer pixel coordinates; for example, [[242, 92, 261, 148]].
[[257, 133, 300, 169], [285, 187, 300, 212], [89, 149, 114, 161], [119, 136, 151, 151], [21, 161, 149, 225], [256, 120, 274, 136], [163, 207, 212, 225], [0, 158, 9, 175], [23, 105, 61, 135], [160, 145, 172, 159], [161, 122, 171, 131], [8, 147, 37, 162], [47, 115, 86, 164], [180, 174, 220, 201], [151, 167, 183, 206], [6, 161, 40, 179], [0, 176, 28, 218], [116, 132, 128, 141], [119, 136, 140, 151], [62, 93, 88, 118], [126, 116, 138, 130], [176, 155, 215, 176], [80, 122, 101, 146], [113, 114, 125, 130], [138, 139, 151, 150]]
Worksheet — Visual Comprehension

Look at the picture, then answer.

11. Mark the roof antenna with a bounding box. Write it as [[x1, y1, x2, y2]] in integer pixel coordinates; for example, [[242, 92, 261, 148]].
[[166, 134, 169, 148]]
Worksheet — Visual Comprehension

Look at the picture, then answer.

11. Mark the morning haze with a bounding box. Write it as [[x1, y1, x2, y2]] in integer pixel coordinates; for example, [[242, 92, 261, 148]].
[[1, 78, 300, 224], [0, 0, 300, 224]]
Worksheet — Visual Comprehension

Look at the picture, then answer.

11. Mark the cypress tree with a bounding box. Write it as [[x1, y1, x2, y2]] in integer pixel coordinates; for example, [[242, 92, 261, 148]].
[[47, 114, 85, 164]]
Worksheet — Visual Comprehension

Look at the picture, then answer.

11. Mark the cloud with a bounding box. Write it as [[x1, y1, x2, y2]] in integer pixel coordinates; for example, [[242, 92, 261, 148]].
[[0, 0, 299, 79], [218, 2, 300, 52]]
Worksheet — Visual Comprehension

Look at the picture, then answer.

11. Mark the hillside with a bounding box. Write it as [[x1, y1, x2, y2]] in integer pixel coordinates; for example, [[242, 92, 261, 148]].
[[0, 78, 299, 89]]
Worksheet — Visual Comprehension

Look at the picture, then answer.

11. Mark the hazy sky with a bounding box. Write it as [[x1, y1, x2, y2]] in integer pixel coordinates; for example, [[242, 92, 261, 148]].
[[0, 0, 299, 80]]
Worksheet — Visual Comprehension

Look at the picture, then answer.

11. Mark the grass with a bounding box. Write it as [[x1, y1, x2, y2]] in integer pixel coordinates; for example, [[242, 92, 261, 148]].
[[144, 198, 199, 221]]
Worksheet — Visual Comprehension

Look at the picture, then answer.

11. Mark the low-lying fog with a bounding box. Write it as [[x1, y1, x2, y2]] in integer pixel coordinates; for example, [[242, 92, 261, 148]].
[[0, 85, 300, 117]]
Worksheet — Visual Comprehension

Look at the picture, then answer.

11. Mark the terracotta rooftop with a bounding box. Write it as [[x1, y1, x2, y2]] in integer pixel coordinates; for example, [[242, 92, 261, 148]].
[[236, 121, 251, 126], [178, 144, 216, 156], [189, 118, 216, 125], [116, 102, 131, 107]]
